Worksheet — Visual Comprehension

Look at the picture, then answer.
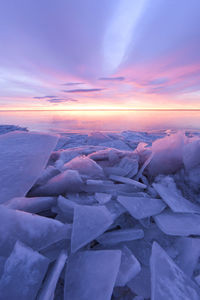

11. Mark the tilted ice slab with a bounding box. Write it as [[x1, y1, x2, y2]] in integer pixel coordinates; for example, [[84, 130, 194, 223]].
[[153, 176, 200, 214], [71, 205, 114, 253], [30, 169, 83, 196], [0, 241, 49, 300], [0, 131, 58, 203], [150, 242, 200, 300], [115, 246, 141, 287], [154, 209, 200, 236], [64, 250, 121, 300], [97, 228, 144, 246], [117, 195, 166, 219], [4, 196, 57, 213], [0, 205, 71, 256], [37, 250, 68, 300]]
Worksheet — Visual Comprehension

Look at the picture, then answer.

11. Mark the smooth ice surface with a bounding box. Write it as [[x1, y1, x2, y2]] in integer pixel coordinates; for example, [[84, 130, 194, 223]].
[[95, 192, 112, 204], [64, 250, 121, 300], [150, 242, 200, 300], [71, 205, 114, 252], [0, 205, 70, 256], [38, 250, 67, 300], [127, 266, 151, 299], [4, 196, 56, 213], [154, 209, 200, 236], [115, 246, 141, 287], [0, 131, 58, 203], [117, 195, 166, 219], [0, 241, 49, 300], [97, 229, 144, 246], [153, 176, 200, 213]]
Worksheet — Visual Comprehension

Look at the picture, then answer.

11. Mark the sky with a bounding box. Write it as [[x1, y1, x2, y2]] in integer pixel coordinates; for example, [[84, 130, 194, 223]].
[[0, 0, 200, 110]]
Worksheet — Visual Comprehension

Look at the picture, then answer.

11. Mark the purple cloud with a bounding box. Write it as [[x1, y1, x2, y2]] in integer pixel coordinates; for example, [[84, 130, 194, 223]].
[[62, 88, 104, 93]]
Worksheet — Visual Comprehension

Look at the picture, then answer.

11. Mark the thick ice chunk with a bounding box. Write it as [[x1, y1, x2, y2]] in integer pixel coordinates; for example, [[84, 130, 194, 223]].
[[115, 246, 141, 287], [154, 209, 200, 236], [147, 132, 185, 177], [117, 195, 166, 219], [117, 156, 139, 178], [30, 170, 83, 196], [0, 205, 70, 256], [62, 155, 104, 178], [71, 205, 114, 252], [0, 241, 49, 300], [97, 229, 144, 246], [150, 242, 200, 299], [0, 131, 58, 203], [183, 139, 200, 171], [64, 250, 121, 300], [38, 250, 67, 300], [153, 176, 200, 213], [4, 196, 56, 213]]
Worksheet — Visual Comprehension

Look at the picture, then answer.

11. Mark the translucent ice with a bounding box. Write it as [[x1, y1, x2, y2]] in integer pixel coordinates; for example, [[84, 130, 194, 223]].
[[71, 205, 114, 252], [4, 196, 56, 213], [147, 132, 185, 177], [64, 250, 121, 300], [154, 209, 200, 236], [0, 241, 49, 300], [183, 138, 200, 171], [97, 229, 144, 246], [117, 195, 166, 219], [153, 176, 200, 213], [62, 155, 104, 178], [115, 246, 141, 287], [0, 205, 70, 256], [150, 242, 200, 299], [38, 250, 68, 300], [0, 131, 58, 203]]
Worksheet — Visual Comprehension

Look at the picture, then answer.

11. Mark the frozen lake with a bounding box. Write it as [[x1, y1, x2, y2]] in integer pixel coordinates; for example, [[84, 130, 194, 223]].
[[0, 110, 200, 133]]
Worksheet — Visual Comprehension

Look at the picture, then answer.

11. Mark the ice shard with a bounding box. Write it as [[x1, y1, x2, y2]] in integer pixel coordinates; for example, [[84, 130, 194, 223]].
[[71, 205, 114, 252], [0, 131, 58, 203], [150, 242, 200, 299]]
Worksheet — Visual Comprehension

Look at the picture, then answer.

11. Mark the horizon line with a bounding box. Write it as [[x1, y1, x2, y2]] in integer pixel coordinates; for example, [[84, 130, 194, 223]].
[[1, 108, 200, 112]]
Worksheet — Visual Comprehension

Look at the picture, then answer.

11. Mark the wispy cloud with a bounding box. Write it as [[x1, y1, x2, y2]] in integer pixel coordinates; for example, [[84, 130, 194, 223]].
[[47, 98, 77, 103], [99, 76, 125, 81], [61, 82, 84, 86], [33, 95, 56, 99], [62, 88, 104, 93]]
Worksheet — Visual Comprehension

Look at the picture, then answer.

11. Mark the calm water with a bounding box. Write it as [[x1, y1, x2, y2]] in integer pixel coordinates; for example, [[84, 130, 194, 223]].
[[0, 110, 200, 133]]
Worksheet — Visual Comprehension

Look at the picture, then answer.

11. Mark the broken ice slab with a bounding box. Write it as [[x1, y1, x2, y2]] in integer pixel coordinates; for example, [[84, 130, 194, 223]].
[[29, 170, 83, 196], [154, 209, 200, 236], [150, 242, 200, 300], [37, 250, 67, 300], [71, 205, 114, 253], [153, 176, 200, 214], [35, 166, 60, 185], [115, 246, 141, 287], [0, 131, 58, 203], [94, 192, 112, 204], [97, 228, 144, 246], [117, 195, 166, 219], [117, 156, 139, 178], [127, 266, 151, 299], [62, 155, 104, 178], [4, 196, 57, 213], [0, 241, 49, 300], [82, 179, 116, 193], [0, 205, 71, 256], [109, 175, 147, 189], [57, 195, 77, 223], [64, 250, 121, 300]]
